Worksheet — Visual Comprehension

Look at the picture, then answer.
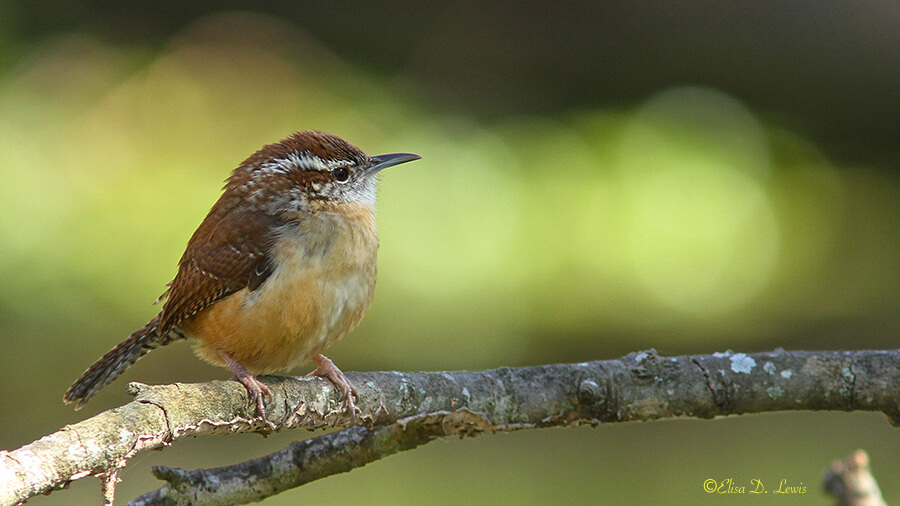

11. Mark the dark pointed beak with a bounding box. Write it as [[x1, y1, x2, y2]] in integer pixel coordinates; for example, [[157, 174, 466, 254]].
[[367, 153, 421, 175]]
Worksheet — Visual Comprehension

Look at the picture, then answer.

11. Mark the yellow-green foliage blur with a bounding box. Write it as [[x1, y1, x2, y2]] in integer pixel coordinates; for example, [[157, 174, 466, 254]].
[[1, 13, 898, 505]]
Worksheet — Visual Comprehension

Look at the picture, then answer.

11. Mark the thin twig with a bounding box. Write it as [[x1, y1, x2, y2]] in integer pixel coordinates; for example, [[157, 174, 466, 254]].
[[823, 450, 887, 506]]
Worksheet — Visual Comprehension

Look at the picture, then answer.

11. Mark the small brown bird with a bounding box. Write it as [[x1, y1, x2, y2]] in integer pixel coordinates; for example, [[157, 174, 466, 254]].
[[64, 131, 420, 415]]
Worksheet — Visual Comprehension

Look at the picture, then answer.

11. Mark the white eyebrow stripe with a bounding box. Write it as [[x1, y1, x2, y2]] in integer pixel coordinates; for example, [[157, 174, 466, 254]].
[[255, 152, 354, 175]]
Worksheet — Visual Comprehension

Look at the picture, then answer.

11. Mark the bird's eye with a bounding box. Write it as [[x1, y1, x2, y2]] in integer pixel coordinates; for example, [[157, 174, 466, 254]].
[[332, 166, 350, 182]]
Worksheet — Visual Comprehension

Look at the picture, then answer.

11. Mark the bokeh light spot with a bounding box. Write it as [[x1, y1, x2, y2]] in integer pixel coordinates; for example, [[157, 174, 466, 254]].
[[618, 87, 780, 316]]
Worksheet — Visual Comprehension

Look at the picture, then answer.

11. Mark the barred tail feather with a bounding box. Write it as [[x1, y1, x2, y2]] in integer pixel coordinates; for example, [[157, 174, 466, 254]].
[[63, 314, 180, 409]]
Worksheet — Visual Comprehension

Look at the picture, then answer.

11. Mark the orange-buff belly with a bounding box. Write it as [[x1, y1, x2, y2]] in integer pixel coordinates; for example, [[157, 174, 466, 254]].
[[183, 205, 378, 374]]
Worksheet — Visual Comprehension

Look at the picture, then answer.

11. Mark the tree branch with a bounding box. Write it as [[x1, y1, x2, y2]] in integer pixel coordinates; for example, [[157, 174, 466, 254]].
[[2, 349, 898, 505], [128, 421, 444, 505]]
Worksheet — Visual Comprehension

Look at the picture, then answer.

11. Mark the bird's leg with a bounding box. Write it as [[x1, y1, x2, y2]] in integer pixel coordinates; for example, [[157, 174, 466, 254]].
[[310, 354, 358, 414], [219, 350, 271, 417]]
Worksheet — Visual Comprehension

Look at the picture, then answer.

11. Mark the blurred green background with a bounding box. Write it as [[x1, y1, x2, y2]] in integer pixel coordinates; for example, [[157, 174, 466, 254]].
[[1, 2, 898, 504]]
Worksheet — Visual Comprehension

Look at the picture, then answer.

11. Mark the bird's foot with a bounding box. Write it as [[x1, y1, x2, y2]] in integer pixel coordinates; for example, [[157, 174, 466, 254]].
[[219, 350, 272, 418], [310, 354, 358, 415]]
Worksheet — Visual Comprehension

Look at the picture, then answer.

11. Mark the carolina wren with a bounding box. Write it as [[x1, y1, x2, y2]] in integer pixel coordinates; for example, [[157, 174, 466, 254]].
[[63, 130, 420, 415]]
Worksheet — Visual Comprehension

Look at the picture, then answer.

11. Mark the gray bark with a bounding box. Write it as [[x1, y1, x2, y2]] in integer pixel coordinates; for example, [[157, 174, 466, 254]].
[[1, 349, 897, 505]]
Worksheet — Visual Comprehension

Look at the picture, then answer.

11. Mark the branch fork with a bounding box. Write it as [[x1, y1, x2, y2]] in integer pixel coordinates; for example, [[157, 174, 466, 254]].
[[2, 349, 898, 505]]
